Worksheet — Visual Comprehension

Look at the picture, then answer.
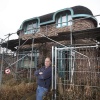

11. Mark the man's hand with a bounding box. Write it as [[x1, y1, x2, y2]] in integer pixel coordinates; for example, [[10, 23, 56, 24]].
[[39, 72, 43, 75]]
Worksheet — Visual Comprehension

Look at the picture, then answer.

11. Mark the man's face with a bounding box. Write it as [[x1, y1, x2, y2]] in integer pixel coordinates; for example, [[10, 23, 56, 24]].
[[45, 58, 51, 68]]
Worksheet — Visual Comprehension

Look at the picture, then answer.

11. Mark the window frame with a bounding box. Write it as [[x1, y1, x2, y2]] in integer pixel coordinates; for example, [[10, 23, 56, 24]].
[[56, 13, 72, 28], [24, 21, 39, 34], [18, 50, 39, 68]]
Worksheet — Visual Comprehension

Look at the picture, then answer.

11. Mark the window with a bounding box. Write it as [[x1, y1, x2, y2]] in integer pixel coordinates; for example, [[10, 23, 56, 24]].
[[56, 13, 72, 28], [62, 15, 66, 26], [18, 50, 39, 68], [57, 49, 75, 81], [24, 21, 39, 34]]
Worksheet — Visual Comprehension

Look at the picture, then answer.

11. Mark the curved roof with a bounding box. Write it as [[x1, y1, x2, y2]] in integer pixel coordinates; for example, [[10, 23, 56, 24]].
[[39, 6, 93, 23], [40, 12, 54, 23], [71, 5, 93, 15], [39, 5, 94, 23], [17, 5, 97, 33]]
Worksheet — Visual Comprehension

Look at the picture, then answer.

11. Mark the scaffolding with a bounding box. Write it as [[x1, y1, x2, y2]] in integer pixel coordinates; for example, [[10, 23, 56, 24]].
[[0, 14, 100, 99], [0, 32, 39, 85], [50, 14, 100, 100]]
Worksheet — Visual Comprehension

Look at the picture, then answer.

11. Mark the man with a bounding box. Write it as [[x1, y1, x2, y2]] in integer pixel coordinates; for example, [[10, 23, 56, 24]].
[[34, 57, 52, 100]]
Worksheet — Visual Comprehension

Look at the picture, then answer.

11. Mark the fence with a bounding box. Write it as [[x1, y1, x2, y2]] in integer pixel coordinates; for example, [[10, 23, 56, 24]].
[[52, 45, 100, 100]]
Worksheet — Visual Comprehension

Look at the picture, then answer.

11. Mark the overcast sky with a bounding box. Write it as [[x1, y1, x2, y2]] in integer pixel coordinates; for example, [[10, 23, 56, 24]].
[[0, 0, 100, 40]]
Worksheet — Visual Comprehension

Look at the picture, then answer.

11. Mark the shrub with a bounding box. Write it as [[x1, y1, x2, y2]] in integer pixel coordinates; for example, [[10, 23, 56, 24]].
[[0, 79, 37, 100]]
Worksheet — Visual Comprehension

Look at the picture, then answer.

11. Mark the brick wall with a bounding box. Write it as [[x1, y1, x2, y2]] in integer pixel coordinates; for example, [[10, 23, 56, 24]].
[[18, 19, 96, 65], [19, 19, 95, 40], [72, 19, 95, 31]]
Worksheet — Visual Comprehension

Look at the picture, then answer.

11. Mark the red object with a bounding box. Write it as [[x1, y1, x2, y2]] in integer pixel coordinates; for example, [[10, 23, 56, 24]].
[[5, 68, 11, 74]]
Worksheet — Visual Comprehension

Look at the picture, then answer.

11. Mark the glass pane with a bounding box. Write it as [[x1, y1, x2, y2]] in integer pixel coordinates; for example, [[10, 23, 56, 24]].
[[62, 15, 66, 26], [68, 15, 72, 25], [33, 23, 37, 28], [25, 22, 38, 34], [27, 24, 33, 30], [24, 60, 30, 68], [57, 18, 61, 27]]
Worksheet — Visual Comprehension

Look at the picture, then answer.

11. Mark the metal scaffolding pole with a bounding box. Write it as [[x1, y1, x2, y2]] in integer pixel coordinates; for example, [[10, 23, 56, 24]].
[[30, 38, 34, 82], [69, 18, 74, 84], [54, 47, 57, 99], [52, 46, 54, 90], [52, 46, 55, 100], [15, 37, 21, 80], [0, 52, 4, 87]]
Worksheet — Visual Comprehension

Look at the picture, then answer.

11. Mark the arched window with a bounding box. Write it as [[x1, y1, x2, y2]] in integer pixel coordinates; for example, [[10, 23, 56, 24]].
[[24, 21, 39, 34], [56, 13, 72, 28]]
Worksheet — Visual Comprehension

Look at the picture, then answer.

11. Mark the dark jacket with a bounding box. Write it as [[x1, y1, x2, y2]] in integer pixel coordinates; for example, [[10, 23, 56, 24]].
[[34, 66, 52, 89]]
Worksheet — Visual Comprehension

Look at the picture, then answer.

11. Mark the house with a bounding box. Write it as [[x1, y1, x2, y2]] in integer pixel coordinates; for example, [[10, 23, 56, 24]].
[[1, 5, 100, 99], [2, 5, 99, 66]]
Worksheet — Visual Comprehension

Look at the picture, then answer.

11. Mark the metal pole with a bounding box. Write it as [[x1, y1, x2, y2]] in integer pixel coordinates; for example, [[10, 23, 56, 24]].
[[0, 52, 4, 87], [35, 50, 37, 70], [70, 20, 73, 45], [56, 45, 98, 50], [30, 38, 34, 82], [6, 34, 10, 53], [15, 37, 20, 80], [52, 46, 54, 90], [0, 39, 3, 54], [52, 46, 54, 100], [70, 49, 73, 83], [69, 19, 74, 84], [54, 47, 57, 100], [71, 52, 75, 84]]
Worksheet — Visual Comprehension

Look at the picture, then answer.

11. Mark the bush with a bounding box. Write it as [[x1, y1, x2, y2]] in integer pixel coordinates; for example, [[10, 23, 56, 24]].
[[0, 79, 37, 100]]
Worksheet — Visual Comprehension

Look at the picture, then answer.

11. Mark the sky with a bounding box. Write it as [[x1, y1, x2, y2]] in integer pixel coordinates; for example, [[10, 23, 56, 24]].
[[0, 0, 100, 41]]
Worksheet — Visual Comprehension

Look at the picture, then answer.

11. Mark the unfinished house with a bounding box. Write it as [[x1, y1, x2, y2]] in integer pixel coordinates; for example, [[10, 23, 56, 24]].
[[1, 5, 100, 100]]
